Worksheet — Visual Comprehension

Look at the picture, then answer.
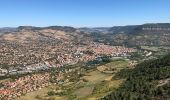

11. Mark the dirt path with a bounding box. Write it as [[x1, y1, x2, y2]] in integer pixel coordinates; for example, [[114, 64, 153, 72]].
[[157, 78, 170, 87]]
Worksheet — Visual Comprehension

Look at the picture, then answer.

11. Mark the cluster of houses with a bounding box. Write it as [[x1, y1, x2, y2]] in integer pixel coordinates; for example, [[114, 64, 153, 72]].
[[0, 66, 81, 100], [0, 38, 134, 67], [0, 73, 50, 100], [0, 42, 42, 66], [0, 43, 135, 76], [45, 44, 135, 67]]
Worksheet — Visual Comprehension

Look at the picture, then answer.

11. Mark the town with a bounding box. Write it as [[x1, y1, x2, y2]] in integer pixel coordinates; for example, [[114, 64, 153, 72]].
[[0, 41, 134, 77], [0, 42, 134, 99]]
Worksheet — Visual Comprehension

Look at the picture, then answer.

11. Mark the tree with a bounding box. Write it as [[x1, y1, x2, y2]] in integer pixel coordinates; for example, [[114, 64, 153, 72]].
[[47, 91, 56, 96]]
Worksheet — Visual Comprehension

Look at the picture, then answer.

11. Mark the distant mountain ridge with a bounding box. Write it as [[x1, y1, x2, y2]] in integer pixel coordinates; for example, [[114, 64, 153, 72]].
[[18, 26, 77, 32], [0, 27, 17, 35], [79, 23, 170, 34], [1, 23, 170, 35], [1, 23, 170, 46], [82, 23, 170, 46]]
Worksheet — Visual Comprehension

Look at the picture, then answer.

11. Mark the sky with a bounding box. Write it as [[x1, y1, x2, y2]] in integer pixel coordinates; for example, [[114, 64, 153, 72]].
[[0, 0, 170, 27]]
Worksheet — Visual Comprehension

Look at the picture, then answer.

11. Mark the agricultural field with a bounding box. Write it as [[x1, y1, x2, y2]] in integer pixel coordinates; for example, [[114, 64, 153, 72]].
[[15, 85, 68, 100], [73, 86, 94, 98], [82, 70, 110, 84], [98, 59, 130, 73]]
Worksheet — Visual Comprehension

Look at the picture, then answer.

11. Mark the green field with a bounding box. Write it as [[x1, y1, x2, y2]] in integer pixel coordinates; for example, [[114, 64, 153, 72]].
[[82, 70, 111, 84], [73, 86, 94, 98]]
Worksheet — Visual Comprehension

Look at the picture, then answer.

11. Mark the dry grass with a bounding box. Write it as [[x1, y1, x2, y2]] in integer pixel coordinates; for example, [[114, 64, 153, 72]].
[[82, 70, 110, 84], [97, 65, 107, 72], [15, 85, 61, 100], [74, 86, 94, 98], [15, 87, 50, 100]]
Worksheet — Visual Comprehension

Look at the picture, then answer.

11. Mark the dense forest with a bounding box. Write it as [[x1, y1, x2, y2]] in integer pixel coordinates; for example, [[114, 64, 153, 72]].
[[102, 54, 170, 100]]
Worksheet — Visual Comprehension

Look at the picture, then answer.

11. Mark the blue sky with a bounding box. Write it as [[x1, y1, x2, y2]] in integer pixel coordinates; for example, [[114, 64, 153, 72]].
[[0, 0, 170, 27]]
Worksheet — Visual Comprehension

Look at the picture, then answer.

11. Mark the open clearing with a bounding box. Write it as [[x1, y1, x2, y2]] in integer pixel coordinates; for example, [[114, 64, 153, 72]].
[[82, 70, 111, 84], [15, 85, 67, 100], [97, 59, 130, 74], [15, 87, 50, 100], [74, 86, 94, 98]]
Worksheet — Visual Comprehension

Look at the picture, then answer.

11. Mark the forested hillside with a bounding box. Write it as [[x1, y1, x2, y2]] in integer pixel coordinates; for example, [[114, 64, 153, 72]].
[[102, 54, 170, 100]]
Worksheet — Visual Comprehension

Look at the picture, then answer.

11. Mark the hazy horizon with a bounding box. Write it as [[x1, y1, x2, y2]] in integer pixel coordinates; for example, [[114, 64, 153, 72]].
[[1, 23, 170, 29]]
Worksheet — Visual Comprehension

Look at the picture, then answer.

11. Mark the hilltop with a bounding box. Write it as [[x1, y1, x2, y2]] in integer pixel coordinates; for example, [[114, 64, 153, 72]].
[[81, 23, 170, 46]]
